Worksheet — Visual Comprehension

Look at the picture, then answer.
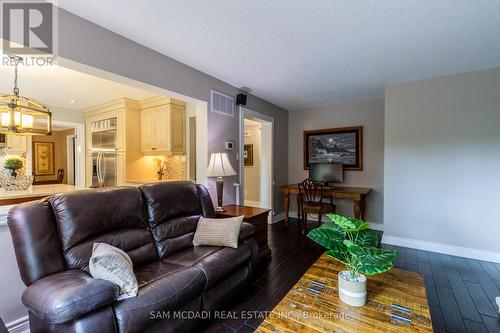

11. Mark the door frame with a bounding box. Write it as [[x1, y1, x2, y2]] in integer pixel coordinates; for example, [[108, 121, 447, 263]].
[[53, 120, 85, 187], [238, 106, 275, 216], [66, 134, 76, 185]]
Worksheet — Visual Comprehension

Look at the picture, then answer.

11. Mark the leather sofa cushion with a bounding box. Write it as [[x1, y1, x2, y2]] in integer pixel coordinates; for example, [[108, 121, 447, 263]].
[[239, 222, 255, 241], [140, 182, 203, 225], [163, 244, 251, 290], [140, 182, 208, 258], [113, 262, 205, 333], [149, 215, 200, 259], [22, 270, 119, 324], [50, 188, 157, 269], [8, 199, 67, 286]]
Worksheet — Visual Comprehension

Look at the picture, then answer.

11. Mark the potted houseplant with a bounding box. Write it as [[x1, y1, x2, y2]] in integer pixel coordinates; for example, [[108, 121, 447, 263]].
[[4, 157, 23, 178], [307, 214, 396, 307], [153, 157, 165, 180]]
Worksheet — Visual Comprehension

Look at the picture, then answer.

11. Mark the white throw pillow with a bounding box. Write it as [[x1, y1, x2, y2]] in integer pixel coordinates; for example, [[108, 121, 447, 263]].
[[89, 242, 138, 300], [192, 216, 244, 248]]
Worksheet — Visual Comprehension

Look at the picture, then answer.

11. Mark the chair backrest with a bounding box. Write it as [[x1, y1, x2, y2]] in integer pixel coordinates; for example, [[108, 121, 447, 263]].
[[56, 169, 64, 183], [298, 179, 324, 206]]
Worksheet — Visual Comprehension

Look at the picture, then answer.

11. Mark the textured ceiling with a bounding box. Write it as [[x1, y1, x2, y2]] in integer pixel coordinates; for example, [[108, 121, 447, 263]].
[[53, 1, 500, 111]]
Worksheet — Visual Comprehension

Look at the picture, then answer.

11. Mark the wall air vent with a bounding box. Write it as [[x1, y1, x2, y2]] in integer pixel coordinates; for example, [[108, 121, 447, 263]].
[[211, 90, 235, 117]]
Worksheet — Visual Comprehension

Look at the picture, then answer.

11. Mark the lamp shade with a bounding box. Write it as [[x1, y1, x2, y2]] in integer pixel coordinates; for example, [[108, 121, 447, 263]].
[[207, 152, 237, 177]]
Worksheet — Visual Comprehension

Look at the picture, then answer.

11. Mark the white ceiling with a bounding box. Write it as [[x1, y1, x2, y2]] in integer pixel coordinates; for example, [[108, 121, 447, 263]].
[[0, 63, 156, 110], [54, 1, 500, 111]]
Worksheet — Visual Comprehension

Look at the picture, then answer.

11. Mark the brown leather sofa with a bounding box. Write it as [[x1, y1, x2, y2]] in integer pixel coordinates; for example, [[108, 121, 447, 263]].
[[8, 181, 259, 333]]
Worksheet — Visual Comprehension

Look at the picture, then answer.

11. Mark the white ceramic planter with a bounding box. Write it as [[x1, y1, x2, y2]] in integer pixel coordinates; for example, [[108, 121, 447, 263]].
[[338, 270, 367, 307]]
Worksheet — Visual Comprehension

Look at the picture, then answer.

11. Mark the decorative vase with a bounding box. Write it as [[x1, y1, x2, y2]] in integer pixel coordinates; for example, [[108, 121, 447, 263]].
[[4, 168, 17, 178], [338, 271, 367, 307], [157, 173, 163, 180]]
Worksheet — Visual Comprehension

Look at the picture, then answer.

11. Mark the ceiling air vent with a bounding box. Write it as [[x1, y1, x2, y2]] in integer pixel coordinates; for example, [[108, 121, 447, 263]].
[[211, 90, 234, 117]]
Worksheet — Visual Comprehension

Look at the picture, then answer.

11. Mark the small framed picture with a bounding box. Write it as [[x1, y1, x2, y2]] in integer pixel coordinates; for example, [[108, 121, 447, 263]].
[[33, 142, 55, 175], [244, 144, 253, 166]]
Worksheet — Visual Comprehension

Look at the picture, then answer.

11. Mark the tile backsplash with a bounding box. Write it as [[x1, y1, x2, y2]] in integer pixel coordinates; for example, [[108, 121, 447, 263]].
[[163, 155, 187, 180]]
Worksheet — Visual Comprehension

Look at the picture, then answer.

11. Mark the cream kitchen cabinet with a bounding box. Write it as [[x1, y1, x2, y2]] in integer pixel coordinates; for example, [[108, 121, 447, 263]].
[[6, 134, 27, 153], [83, 98, 142, 187], [140, 99, 186, 155]]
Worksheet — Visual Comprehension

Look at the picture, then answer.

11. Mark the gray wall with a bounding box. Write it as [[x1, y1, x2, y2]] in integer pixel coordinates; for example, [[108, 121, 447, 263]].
[[0, 7, 288, 325], [289, 99, 385, 226], [384, 67, 500, 254]]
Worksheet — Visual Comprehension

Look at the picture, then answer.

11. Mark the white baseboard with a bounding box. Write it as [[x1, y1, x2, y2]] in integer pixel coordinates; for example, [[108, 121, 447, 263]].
[[288, 211, 384, 231], [382, 235, 500, 263], [272, 212, 285, 224], [6, 315, 29, 333]]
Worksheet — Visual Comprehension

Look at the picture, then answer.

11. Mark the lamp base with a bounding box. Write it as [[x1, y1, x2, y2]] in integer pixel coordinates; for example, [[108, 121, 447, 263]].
[[216, 177, 225, 211], [215, 206, 227, 213]]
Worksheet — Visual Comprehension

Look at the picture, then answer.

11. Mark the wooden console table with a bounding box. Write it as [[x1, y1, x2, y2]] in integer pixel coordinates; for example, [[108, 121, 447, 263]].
[[257, 254, 432, 332], [282, 184, 371, 224], [216, 204, 271, 258]]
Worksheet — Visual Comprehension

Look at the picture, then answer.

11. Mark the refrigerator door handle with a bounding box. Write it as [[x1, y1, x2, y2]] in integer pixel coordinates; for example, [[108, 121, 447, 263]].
[[97, 152, 103, 183], [97, 152, 101, 183], [100, 152, 106, 183]]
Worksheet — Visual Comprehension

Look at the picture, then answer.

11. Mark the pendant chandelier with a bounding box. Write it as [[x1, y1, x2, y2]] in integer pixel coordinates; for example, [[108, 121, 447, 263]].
[[0, 56, 52, 136]]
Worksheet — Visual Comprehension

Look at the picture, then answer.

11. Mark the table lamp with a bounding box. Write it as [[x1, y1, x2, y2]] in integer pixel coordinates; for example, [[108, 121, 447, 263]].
[[207, 152, 237, 212]]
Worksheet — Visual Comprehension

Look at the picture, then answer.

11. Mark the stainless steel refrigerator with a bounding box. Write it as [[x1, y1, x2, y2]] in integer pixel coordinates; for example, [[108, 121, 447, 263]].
[[91, 119, 117, 187]]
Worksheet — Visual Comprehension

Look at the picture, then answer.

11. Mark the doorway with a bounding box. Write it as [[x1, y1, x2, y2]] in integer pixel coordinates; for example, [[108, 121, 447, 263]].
[[239, 107, 274, 213], [26, 120, 85, 187]]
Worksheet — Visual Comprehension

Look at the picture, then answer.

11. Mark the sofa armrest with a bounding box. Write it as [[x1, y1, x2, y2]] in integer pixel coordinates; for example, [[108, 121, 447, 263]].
[[239, 222, 255, 241], [22, 270, 119, 324]]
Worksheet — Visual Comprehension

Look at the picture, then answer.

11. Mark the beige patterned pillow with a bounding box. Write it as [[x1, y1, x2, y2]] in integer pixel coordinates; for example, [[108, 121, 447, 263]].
[[193, 216, 244, 248], [89, 243, 138, 300]]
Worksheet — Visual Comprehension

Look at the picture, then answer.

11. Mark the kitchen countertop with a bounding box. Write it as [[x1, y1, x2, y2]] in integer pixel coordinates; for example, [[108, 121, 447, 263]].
[[125, 178, 186, 185], [0, 184, 83, 226], [0, 184, 82, 200]]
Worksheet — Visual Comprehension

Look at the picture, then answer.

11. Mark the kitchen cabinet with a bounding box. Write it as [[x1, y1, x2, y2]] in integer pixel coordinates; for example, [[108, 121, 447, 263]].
[[6, 135, 27, 153], [83, 98, 141, 187], [140, 98, 186, 155]]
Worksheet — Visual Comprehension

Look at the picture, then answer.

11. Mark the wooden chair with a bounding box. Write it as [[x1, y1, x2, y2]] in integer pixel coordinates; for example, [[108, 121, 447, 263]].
[[298, 179, 336, 234], [56, 169, 64, 184], [33, 169, 65, 185]]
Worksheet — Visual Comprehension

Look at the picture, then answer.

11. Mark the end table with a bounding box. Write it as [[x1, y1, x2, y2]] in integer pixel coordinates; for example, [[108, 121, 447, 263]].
[[216, 204, 271, 259]]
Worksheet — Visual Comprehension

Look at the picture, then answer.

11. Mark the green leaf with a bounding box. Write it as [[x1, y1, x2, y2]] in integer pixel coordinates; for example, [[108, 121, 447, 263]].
[[325, 249, 350, 266], [343, 239, 355, 248], [354, 248, 396, 276], [326, 214, 369, 232], [319, 222, 346, 236], [307, 227, 346, 253], [355, 229, 380, 248]]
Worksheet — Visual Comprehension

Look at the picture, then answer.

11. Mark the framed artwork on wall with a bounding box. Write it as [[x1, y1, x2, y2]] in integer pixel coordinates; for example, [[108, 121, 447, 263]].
[[303, 126, 363, 170], [33, 142, 55, 175], [244, 144, 254, 166]]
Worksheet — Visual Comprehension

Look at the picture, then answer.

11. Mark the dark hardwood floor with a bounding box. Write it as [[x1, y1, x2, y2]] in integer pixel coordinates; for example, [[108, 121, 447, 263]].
[[202, 219, 500, 333]]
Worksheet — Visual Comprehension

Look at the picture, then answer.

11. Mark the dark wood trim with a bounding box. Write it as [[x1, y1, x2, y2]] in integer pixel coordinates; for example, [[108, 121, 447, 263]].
[[303, 125, 363, 171], [0, 195, 47, 206]]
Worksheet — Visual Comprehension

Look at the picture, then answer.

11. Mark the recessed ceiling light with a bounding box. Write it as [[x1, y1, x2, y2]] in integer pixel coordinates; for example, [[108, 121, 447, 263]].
[[69, 99, 75, 104]]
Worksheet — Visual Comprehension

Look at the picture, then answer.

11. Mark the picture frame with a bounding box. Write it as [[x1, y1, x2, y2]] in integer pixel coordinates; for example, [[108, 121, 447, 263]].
[[303, 126, 363, 170], [244, 144, 254, 166], [33, 142, 55, 175]]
